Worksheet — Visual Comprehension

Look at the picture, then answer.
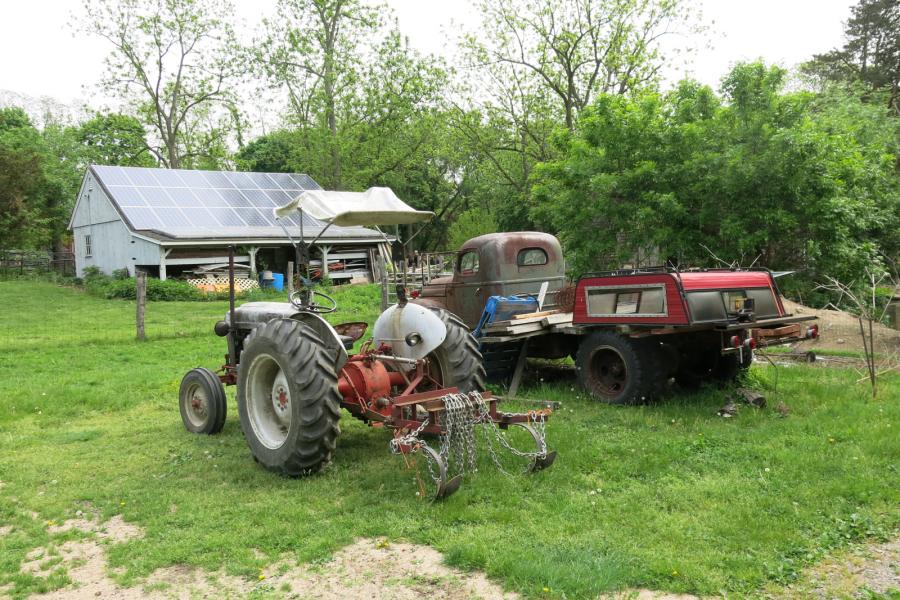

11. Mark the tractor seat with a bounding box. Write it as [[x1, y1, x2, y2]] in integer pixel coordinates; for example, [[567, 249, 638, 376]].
[[338, 335, 355, 350]]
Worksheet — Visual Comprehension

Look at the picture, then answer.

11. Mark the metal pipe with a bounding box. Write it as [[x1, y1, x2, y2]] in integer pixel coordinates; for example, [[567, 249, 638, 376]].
[[228, 245, 236, 344], [373, 354, 421, 366]]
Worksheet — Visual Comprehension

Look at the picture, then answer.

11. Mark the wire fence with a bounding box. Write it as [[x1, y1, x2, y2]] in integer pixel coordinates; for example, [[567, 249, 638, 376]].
[[0, 278, 228, 352], [0, 249, 75, 277]]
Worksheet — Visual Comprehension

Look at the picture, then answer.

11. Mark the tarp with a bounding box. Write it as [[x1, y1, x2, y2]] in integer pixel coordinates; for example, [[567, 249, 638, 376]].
[[274, 187, 434, 227]]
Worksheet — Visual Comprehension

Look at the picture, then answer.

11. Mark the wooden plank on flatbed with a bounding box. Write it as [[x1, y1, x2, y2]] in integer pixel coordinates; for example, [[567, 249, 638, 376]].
[[511, 309, 558, 320], [541, 313, 573, 326]]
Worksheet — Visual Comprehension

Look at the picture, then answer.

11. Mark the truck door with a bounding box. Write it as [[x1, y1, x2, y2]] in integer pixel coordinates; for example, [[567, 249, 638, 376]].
[[447, 249, 484, 328]]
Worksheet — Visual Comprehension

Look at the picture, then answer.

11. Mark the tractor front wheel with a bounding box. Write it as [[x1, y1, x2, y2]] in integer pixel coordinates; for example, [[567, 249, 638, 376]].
[[179, 367, 227, 434], [237, 318, 341, 477]]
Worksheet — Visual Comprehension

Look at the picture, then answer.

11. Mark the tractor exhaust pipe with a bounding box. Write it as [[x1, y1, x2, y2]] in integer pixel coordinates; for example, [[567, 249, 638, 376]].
[[228, 245, 236, 342]]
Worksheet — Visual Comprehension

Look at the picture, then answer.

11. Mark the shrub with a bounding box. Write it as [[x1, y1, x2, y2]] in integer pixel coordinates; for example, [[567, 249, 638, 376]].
[[82, 271, 205, 301]]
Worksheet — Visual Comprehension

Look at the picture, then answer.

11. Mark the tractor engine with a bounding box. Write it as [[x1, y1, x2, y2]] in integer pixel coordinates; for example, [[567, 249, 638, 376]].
[[337, 353, 407, 421]]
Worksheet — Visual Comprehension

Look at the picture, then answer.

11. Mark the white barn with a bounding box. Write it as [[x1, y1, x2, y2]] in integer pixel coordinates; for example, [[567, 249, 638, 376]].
[[68, 165, 389, 281]]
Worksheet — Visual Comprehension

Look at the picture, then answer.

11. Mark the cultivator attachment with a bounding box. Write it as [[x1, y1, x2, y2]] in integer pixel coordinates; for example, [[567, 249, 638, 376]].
[[389, 390, 556, 501]]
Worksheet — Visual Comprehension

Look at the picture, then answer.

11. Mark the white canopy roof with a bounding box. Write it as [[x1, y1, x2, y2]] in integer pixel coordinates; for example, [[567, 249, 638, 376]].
[[274, 187, 434, 227]]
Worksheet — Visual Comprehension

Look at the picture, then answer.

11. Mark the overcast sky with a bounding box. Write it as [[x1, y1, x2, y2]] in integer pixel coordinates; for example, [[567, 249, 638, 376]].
[[0, 0, 854, 109]]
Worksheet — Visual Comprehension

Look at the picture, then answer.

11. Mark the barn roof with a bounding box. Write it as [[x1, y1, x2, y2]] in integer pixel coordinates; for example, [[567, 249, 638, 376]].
[[79, 165, 385, 244]]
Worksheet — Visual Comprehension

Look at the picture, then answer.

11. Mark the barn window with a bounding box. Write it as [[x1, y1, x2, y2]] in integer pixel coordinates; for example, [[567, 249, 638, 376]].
[[84, 234, 93, 257], [585, 285, 667, 317], [517, 247, 548, 266], [458, 250, 479, 275]]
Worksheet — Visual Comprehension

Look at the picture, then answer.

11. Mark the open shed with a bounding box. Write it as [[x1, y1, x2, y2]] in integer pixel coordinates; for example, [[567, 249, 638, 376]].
[[68, 165, 390, 283]]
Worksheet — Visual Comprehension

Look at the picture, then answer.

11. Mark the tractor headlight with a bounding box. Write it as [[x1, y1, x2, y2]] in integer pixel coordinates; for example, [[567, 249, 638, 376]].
[[405, 332, 422, 347]]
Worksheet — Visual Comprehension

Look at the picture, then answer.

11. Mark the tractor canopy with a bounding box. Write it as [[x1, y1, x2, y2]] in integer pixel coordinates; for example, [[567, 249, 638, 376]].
[[274, 187, 434, 227]]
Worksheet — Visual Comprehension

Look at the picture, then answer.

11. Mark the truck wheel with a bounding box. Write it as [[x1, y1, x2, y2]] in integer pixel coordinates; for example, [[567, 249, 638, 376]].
[[714, 355, 740, 381], [179, 367, 227, 434], [673, 333, 720, 389], [427, 308, 486, 393], [576, 331, 663, 404], [237, 318, 341, 477], [714, 349, 752, 382]]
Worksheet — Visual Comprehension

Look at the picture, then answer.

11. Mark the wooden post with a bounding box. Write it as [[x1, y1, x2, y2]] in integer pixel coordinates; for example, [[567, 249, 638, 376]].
[[136, 271, 146, 341], [507, 340, 529, 398], [287, 261, 295, 297]]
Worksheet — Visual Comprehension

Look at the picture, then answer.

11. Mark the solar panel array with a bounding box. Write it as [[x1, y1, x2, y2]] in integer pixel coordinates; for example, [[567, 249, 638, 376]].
[[92, 165, 374, 240]]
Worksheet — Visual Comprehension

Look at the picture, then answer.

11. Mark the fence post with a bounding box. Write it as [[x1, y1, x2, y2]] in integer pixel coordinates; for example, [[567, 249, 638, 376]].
[[287, 261, 295, 297], [136, 271, 146, 341]]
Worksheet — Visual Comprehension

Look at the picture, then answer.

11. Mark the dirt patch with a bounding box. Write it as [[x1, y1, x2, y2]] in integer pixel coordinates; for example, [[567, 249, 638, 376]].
[[46, 514, 144, 542], [0, 525, 13, 537], [765, 538, 899, 599], [25, 519, 516, 599], [783, 299, 900, 354]]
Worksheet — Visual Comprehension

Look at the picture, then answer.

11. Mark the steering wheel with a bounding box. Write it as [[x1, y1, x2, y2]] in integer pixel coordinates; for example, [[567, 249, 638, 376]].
[[290, 289, 337, 314]]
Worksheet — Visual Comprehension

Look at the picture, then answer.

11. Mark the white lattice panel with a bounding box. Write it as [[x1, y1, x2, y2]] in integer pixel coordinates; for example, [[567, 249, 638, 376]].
[[186, 276, 259, 293]]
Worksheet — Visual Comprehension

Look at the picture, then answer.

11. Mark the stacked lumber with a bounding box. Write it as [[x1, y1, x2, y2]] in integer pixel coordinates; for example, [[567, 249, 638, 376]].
[[482, 310, 573, 335]]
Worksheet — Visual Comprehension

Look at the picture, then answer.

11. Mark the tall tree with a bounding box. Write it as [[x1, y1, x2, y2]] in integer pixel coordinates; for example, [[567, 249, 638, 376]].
[[456, 0, 698, 230], [76, 113, 156, 167], [0, 109, 55, 250], [803, 0, 900, 114], [533, 62, 900, 288], [465, 0, 696, 131], [250, 0, 460, 250], [256, 0, 381, 188], [77, 0, 242, 168]]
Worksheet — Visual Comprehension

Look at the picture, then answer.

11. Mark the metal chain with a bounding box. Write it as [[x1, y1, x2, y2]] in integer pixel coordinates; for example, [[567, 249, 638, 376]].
[[443, 391, 550, 477], [391, 393, 552, 485], [389, 418, 440, 485]]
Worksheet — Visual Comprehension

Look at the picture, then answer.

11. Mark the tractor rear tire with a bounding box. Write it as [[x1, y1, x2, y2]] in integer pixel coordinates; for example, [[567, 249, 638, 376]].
[[427, 308, 486, 393], [237, 318, 341, 477], [179, 367, 227, 434], [575, 331, 664, 405]]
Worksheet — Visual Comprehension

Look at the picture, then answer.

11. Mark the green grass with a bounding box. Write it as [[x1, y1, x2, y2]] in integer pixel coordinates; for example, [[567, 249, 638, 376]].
[[0, 280, 898, 599]]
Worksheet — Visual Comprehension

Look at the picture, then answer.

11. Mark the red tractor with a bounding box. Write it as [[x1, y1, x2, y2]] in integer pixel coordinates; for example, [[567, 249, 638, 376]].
[[178, 188, 555, 500]]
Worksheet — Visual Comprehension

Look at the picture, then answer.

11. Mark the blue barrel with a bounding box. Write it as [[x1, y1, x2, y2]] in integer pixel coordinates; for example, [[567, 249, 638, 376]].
[[270, 272, 284, 291]]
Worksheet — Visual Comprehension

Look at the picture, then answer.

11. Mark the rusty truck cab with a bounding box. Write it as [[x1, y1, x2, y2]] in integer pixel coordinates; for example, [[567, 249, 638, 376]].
[[416, 232, 565, 328]]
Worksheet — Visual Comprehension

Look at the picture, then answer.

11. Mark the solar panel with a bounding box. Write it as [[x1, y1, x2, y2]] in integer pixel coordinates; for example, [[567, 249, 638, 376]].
[[175, 169, 210, 188], [166, 188, 203, 207], [203, 171, 235, 189], [92, 165, 376, 240], [123, 167, 159, 187]]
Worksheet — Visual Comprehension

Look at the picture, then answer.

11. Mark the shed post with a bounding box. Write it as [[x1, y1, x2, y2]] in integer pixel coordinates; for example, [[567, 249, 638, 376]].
[[320, 245, 331, 277], [159, 248, 172, 281], [248, 246, 259, 278]]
